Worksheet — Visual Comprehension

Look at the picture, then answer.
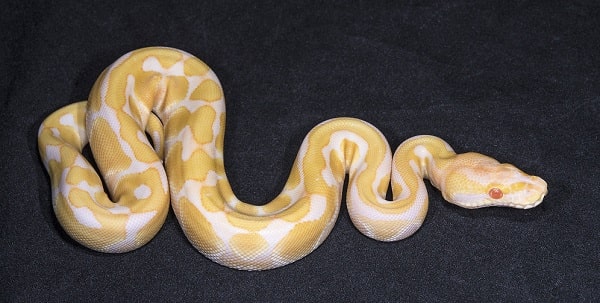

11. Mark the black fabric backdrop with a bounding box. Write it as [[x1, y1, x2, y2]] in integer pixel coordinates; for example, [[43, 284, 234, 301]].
[[1, 1, 599, 301]]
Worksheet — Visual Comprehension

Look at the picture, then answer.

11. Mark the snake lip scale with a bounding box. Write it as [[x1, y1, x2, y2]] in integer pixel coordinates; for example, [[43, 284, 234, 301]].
[[38, 47, 548, 270]]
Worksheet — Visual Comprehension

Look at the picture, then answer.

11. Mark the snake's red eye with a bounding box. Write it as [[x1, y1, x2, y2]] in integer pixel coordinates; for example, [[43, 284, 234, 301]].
[[489, 188, 503, 199]]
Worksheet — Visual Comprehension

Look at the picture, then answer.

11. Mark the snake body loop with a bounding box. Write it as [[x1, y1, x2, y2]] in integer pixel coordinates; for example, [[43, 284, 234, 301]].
[[38, 47, 547, 270]]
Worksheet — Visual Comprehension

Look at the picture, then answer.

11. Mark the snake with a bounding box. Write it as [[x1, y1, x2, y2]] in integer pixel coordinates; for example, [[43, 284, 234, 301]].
[[38, 47, 548, 270]]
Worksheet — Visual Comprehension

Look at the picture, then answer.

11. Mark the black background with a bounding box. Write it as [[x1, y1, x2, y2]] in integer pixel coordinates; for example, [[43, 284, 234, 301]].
[[2, 1, 599, 301]]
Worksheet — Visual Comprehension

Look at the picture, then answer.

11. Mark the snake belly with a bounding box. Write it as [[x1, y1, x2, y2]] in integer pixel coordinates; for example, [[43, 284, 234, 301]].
[[38, 47, 547, 270]]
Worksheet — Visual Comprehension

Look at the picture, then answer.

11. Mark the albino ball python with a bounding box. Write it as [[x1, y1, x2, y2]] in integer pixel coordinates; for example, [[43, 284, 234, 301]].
[[38, 47, 547, 270]]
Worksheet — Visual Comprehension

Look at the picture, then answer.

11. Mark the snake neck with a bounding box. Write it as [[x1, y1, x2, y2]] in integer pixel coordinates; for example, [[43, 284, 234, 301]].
[[391, 135, 457, 200]]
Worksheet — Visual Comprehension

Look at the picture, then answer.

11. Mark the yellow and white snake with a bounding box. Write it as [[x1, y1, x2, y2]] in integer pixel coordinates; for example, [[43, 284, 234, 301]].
[[38, 47, 547, 270]]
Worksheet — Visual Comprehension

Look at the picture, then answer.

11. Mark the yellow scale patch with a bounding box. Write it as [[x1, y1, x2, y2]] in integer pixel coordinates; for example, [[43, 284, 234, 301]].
[[178, 197, 226, 255], [89, 118, 132, 176], [229, 233, 269, 258]]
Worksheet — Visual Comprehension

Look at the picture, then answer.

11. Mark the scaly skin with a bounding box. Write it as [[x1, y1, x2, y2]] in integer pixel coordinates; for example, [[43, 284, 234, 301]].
[[38, 47, 547, 270]]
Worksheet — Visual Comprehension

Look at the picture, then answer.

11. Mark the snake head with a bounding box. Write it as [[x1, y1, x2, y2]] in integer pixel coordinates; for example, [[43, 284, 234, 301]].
[[441, 153, 547, 209]]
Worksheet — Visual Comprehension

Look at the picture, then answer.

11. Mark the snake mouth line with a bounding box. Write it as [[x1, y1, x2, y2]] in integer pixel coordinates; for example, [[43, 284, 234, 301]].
[[459, 193, 546, 209], [500, 192, 546, 209], [523, 193, 546, 209]]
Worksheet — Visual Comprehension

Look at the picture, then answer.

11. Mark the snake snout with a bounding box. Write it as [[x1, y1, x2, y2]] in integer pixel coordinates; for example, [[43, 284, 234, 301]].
[[510, 175, 547, 209], [525, 175, 547, 207]]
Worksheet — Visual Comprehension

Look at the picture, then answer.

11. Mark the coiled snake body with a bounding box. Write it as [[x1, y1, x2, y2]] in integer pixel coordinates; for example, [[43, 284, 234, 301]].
[[38, 47, 547, 270]]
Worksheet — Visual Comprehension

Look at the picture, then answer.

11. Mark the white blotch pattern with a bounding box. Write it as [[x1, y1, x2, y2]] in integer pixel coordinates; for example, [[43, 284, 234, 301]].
[[134, 184, 151, 199]]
